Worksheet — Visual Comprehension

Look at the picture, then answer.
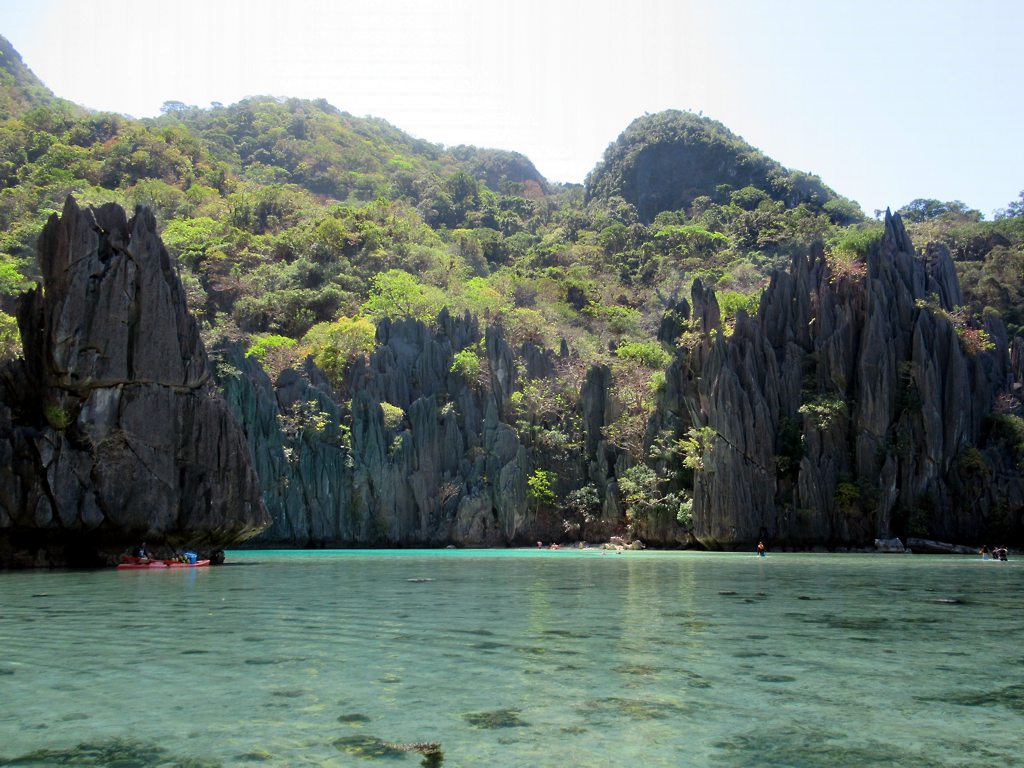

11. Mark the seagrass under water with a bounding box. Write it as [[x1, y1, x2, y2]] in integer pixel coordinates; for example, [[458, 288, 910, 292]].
[[0, 550, 1021, 767]]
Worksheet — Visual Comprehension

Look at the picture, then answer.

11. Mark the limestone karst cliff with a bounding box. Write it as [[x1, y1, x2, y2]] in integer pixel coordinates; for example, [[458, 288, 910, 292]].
[[648, 211, 1024, 548], [2, 31, 1020, 557], [209, 211, 1024, 551], [0, 197, 269, 567], [219, 310, 628, 547], [2, 200, 1021, 561]]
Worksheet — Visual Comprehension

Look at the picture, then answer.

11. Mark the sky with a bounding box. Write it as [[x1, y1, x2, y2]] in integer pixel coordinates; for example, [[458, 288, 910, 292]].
[[1, 0, 1020, 218]]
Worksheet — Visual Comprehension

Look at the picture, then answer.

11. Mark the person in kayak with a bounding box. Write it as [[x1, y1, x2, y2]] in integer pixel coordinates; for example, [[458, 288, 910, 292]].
[[133, 542, 153, 561]]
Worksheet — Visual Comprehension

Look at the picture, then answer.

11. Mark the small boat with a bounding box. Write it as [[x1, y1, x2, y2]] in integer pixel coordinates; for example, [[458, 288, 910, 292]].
[[117, 556, 211, 570]]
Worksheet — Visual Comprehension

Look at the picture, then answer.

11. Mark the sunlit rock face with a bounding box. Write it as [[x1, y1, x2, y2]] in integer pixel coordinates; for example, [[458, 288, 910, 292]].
[[220, 211, 1024, 552], [0, 197, 269, 567], [649, 211, 1024, 549], [220, 312, 541, 549], [219, 305, 639, 550]]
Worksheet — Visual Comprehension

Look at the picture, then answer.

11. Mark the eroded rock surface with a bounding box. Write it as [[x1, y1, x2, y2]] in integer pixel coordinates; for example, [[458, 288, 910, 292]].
[[222, 211, 1024, 551], [18, 199, 1017, 558], [0, 197, 269, 566], [649, 211, 1024, 548]]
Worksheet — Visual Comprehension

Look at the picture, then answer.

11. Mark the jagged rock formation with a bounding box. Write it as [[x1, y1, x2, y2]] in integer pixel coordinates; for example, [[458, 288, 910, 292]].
[[649, 212, 1024, 548], [221, 313, 525, 546], [226, 209, 1024, 549], [220, 211, 1024, 551], [220, 350, 351, 545], [0, 197, 269, 566], [10, 200, 1017, 558], [220, 309, 631, 547]]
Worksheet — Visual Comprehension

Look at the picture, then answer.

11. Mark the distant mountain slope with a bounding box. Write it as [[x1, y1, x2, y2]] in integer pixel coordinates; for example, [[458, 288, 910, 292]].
[[164, 96, 549, 199], [448, 145, 549, 196], [0, 34, 59, 116], [585, 110, 859, 224], [0, 33, 548, 206]]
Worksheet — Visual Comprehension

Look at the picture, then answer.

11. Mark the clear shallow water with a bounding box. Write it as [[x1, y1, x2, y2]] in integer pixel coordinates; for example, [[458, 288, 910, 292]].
[[1, 550, 1022, 767]]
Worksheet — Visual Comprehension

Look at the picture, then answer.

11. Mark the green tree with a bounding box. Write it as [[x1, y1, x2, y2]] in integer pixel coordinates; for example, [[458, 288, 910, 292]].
[[995, 191, 1024, 220], [614, 340, 672, 369], [301, 315, 378, 385], [654, 223, 728, 257], [0, 310, 21, 362], [527, 469, 557, 509], [0, 255, 30, 295], [459, 276, 511, 318], [160, 216, 227, 268], [897, 199, 982, 223], [450, 343, 485, 384], [361, 269, 445, 322], [246, 334, 298, 380]]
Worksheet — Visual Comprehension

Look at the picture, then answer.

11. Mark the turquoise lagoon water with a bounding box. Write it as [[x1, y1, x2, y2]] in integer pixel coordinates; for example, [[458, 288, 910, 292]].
[[0, 549, 1022, 767]]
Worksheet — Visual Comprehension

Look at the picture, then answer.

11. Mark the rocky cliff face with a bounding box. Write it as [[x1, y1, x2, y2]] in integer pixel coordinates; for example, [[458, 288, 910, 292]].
[[649, 211, 1024, 548], [9, 200, 1017, 559], [220, 210, 1023, 551], [220, 313, 522, 547], [220, 308, 632, 547], [0, 197, 269, 566]]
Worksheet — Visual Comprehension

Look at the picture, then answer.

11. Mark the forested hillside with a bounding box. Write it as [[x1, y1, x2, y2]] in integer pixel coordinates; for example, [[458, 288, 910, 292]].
[[2, 33, 1023, 553], [584, 110, 860, 225]]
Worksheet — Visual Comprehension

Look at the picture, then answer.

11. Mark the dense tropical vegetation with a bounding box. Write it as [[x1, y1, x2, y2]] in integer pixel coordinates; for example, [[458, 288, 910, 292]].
[[1, 34, 1022, 538]]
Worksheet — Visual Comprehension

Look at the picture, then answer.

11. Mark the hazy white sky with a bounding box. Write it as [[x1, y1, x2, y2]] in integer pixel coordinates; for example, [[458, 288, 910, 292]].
[[1, 0, 1020, 217]]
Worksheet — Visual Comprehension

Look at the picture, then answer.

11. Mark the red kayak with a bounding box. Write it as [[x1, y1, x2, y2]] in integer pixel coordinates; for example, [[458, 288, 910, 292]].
[[117, 557, 211, 570]]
